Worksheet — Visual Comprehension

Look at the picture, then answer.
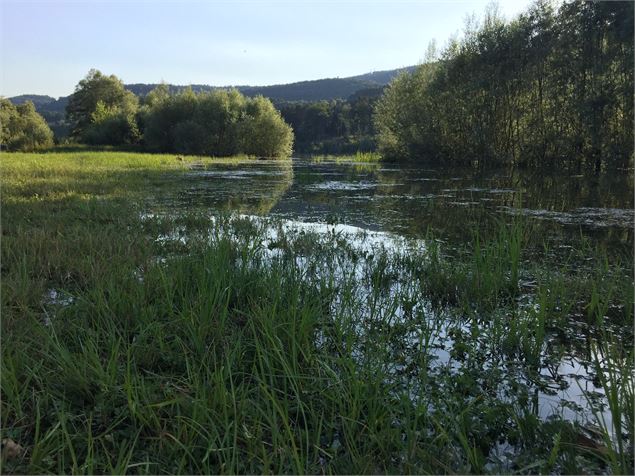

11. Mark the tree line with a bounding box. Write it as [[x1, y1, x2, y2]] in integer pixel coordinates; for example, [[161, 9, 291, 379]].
[[2, 70, 293, 158], [1, 71, 376, 156], [375, 0, 634, 171], [70, 70, 293, 157]]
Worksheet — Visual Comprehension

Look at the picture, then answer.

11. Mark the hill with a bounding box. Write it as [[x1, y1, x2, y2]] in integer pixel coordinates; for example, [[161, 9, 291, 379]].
[[347, 65, 417, 84], [125, 65, 416, 102], [9, 94, 56, 105], [10, 64, 415, 105], [8, 94, 68, 112], [125, 77, 380, 103]]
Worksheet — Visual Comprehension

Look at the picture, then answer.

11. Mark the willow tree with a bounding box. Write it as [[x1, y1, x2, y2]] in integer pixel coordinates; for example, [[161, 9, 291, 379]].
[[374, 0, 634, 170], [143, 87, 294, 158], [240, 96, 294, 158]]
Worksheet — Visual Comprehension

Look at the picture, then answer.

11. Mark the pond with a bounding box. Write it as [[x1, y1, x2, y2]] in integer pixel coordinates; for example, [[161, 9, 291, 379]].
[[153, 157, 633, 255]]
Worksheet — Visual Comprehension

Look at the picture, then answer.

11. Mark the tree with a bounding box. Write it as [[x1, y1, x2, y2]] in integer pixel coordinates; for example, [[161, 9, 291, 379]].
[[143, 87, 198, 152], [374, 0, 633, 170], [278, 93, 380, 154], [374, 64, 439, 160], [142, 87, 294, 157], [194, 89, 246, 156], [240, 96, 294, 157], [66, 69, 139, 144], [82, 100, 140, 145], [0, 99, 54, 151]]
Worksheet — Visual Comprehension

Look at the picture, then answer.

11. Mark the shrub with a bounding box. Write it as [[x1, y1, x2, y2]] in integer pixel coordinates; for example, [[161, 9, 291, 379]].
[[143, 88, 294, 158], [0, 99, 54, 151]]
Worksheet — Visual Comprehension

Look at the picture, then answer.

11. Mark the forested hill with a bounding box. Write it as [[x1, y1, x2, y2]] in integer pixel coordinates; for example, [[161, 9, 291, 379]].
[[124, 77, 377, 102], [9, 94, 68, 111], [242, 78, 380, 102], [125, 65, 417, 101]]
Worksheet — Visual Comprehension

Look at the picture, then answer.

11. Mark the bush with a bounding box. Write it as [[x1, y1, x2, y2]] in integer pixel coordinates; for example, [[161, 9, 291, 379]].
[[240, 96, 293, 157], [143, 88, 293, 158], [0, 99, 54, 151]]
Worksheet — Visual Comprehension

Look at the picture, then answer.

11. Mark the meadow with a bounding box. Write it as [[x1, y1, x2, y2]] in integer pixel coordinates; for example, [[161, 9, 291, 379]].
[[1, 151, 633, 474]]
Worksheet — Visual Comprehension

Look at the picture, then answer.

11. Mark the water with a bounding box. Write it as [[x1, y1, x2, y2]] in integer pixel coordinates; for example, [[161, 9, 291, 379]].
[[143, 212, 622, 432], [137, 157, 633, 461], [153, 157, 634, 253]]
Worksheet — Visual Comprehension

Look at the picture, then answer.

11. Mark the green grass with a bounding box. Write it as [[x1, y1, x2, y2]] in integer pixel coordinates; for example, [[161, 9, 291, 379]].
[[311, 152, 382, 163], [1, 151, 633, 474]]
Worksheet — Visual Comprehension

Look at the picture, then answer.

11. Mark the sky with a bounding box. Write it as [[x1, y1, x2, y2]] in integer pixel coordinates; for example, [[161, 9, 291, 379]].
[[1, 0, 533, 98]]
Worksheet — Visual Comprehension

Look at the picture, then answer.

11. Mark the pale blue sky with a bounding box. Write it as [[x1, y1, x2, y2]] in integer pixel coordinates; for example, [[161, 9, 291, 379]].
[[1, 0, 533, 98]]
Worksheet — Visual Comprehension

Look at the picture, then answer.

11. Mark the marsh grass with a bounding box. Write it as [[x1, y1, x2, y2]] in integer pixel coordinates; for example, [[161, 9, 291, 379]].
[[310, 152, 382, 164], [1, 151, 633, 474]]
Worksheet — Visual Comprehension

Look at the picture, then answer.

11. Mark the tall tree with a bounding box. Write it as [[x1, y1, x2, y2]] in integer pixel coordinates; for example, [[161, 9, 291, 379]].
[[240, 96, 293, 158], [374, 0, 634, 170], [66, 69, 139, 144]]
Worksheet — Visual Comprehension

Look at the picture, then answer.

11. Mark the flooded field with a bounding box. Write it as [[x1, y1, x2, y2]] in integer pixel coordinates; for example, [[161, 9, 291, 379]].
[[147, 212, 630, 455], [155, 157, 634, 254], [141, 156, 634, 470], [2, 152, 633, 474]]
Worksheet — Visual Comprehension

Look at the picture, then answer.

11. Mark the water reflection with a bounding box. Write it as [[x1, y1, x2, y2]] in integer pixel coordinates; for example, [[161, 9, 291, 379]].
[[150, 212, 620, 433], [157, 160, 294, 215], [150, 157, 633, 255]]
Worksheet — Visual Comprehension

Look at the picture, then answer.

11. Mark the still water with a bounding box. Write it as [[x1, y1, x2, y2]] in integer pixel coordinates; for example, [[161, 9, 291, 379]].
[[155, 157, 633, 254], [140, 157, 634, 456]]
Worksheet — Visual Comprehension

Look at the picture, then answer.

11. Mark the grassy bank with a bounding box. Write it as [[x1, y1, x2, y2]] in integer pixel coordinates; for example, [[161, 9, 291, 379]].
[[1, 152, 633, 474]]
